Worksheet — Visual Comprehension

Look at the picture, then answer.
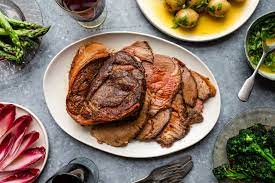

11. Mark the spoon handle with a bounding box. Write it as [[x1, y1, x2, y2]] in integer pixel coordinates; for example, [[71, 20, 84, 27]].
[[238, 52, 267, 102]]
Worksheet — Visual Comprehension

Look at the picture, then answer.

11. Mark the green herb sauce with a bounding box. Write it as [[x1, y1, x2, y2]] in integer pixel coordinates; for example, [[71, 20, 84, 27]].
[[247, 15, 275, 73]]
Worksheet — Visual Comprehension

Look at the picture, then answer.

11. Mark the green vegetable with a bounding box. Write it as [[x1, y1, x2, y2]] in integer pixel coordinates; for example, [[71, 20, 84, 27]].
[[0, 40, 19, 55], [213, 124, 275, 183], [0, 26, 50, 38], [0, 13, 50, 63], [247, 15, 275, 72], [0, 11, 21, 48], [4, 16, 43, 29], [213, 164, 252, 181], [0, 50, 20, 62]]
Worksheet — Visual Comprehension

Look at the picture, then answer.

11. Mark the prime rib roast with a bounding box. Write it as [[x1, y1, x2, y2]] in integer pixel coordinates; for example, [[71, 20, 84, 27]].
[[66, 42, 146, 125], [66, 41, 216, 147]]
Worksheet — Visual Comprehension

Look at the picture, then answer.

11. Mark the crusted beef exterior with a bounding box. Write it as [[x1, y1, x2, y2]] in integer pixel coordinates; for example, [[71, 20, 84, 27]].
[[179, 63, 198, 107], [66, 42, 110, 125], [66, 42, 146, 125], [122, 41, 154, 63], [191, 71, 216, 101], [90, 92, 151, 147], [89, 41, 154, 146]]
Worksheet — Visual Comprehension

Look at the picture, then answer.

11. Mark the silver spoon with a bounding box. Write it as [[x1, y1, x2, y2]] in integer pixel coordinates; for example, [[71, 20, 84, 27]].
[[238, 39, 275, 102]]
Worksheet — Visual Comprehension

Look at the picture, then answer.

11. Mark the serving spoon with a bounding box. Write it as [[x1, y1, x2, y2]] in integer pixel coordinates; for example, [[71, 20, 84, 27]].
[[238, 39, 275, 102]]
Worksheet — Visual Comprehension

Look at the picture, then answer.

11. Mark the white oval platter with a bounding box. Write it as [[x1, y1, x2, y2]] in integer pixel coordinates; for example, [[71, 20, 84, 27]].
[[43, 32, 221, 158]]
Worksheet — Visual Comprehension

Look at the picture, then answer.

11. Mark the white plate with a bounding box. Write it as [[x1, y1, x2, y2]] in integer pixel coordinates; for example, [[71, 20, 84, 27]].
[[43, 32, 221, 158], [0, 102, 49, 178], [136, 0, 259, 42]]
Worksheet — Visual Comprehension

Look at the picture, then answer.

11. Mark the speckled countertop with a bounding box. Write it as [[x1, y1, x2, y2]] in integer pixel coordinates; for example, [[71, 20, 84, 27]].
[[1, 0, 275, 183]]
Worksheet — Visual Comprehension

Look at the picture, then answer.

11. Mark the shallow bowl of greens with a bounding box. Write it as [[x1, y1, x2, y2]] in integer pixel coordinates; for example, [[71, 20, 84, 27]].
[[212, 108, 275, 183], [245, 11, 275, 81]]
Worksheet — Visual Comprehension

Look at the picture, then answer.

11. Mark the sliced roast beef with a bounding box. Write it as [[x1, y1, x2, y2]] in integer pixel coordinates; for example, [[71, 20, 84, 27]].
[[180, 64, 198, 107], [191, 71, 216, 101], [147, 55, 181, 116], [90, 91, 151, 147], [66, 42, 146, 125], [122, 41, 154, 63], [157, 92, 190, 147], [137, 109, 171, 140], [187, 99, 204, 124]]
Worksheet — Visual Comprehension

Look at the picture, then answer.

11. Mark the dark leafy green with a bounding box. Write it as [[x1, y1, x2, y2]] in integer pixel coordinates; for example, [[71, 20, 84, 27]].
[[213, 123, 275, 183], [247, 15, 275, 72]]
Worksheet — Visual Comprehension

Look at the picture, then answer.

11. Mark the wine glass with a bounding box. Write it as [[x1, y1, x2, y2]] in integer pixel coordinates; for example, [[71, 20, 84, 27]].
[[55, 0, 107, 29]]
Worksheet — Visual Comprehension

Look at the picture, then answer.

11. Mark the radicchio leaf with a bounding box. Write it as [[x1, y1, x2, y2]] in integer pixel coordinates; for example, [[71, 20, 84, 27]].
[[0, 131, 39, 170], [0, 115, 32, 145], [0, 105, 16, 139], [3, 147, 45, 172], [0, 168, 40, 183], [0, 134, 15, 164]]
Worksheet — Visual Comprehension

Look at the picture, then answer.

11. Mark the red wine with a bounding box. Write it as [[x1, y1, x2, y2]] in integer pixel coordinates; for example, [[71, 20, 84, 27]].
[[61, 0, 105, 21], [62, 0, 97, 11], [52, 174, 82, 183]]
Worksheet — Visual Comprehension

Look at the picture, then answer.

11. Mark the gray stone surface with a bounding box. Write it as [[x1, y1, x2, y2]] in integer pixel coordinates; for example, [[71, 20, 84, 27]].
[[1, 0, 275, 182]]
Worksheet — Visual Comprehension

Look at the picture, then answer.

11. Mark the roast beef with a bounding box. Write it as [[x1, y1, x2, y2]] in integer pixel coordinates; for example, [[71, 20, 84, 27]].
[[157, 91, 190, 147], [187, 99, 204, 124], [147, 55, 181, 117], [137, 109, 171, 140], [191, 71, 216, 101], [122, 41, 154, 63], [90, 92, 151, 147], [89, 41, 155, 146], [66, 42, 146, 125], [180, 64, 198, 107], [137, 55, 181, 140], [66, 42, 110, 124]]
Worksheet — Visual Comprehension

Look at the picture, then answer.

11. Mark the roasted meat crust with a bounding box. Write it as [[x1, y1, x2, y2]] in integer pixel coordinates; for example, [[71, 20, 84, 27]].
[[66, 42, 110, 125], [90, 91, 151, 147], [66, 42, 146, 125], [122, 41, 154, 63]]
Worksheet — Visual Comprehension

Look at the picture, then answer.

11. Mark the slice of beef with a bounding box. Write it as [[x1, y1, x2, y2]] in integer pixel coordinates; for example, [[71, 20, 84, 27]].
[[137, 55, 181, 140], [122, 41, 154, 63], [90, 91, 151, 147], [147, 55, 181, 116], [66, 42, 110, 122], [66, 43, 146, 125], [191, 71, 216, 101], [195, 72, 216, 97], [137, 109, 171, 140], [187, 99, 204, 124], [180, 64, 198, 107], [80, 51, 146, 124], [157, 92, 190, 147]]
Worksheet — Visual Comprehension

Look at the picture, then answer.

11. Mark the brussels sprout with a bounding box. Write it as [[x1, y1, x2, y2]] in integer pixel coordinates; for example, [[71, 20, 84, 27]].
[[186, 0, 209, 12], [174, 8, 200, 28], [207, 0, 231, 17], [165, 0, 186, 13]]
